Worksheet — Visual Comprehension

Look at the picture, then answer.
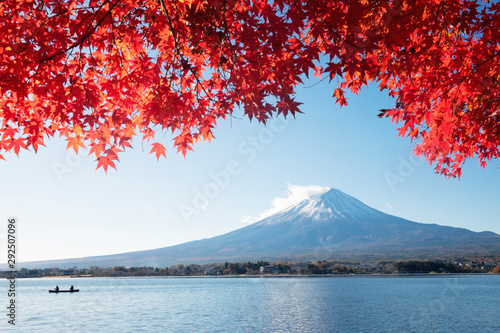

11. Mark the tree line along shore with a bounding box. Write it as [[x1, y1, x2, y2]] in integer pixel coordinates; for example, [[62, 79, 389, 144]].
[[2, 259, 500, 278]]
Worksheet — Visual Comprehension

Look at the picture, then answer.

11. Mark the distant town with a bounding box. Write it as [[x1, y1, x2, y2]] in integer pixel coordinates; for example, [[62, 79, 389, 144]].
[[3, 258, 500, 278]]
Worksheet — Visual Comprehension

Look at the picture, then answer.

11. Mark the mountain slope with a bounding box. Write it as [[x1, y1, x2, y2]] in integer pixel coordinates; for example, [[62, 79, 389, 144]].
[[15, 188, 500, 268]]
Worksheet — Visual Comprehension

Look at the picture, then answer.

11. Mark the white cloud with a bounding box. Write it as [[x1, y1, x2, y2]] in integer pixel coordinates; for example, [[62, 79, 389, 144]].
[[241, 184, 330, 224], [240, 215, 255, 224]]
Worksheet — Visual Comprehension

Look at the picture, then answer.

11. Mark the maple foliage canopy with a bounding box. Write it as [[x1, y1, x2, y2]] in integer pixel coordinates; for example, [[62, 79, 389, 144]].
[[1, 0, 499, 176]]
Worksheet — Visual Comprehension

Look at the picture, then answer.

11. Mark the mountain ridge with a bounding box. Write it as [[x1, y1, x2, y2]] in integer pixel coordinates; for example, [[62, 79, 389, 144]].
[[8, 187, 500, 269]]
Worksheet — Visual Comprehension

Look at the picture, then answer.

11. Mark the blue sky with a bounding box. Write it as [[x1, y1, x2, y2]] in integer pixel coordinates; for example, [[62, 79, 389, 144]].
[[1, 77, 499, 263]]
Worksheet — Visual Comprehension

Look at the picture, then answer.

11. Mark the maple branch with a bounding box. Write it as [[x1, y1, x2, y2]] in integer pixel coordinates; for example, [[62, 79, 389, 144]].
[[441, 51, 500, 99], [215, 0, 241, 84], [38, 0, 122, 65], [80, 45, 96, 114], [303, 76, 328, 89], [158, 0, 180, 55], [158, 0, 214, 104]]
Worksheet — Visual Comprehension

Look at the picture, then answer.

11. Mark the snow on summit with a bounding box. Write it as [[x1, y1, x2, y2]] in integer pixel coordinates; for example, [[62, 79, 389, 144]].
[[246, 185, 390, 226], [241, 184, 331, 224], [295, 195, 336, 220]]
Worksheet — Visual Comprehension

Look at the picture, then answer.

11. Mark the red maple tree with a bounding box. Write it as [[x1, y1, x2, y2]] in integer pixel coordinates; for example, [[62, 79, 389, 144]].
[[1, 0, 498, 176]]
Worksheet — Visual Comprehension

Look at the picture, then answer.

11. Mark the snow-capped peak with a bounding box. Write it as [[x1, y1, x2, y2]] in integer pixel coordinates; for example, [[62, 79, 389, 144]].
[[256, 187, 386, 226]]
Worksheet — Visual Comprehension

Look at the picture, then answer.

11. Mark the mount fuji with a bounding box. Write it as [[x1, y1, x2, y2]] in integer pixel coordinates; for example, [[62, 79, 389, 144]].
[[16, 188, 500, 268]]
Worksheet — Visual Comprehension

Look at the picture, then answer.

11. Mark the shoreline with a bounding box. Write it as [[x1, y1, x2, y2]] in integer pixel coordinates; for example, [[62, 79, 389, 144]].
[[40, 275, 93, 279], [16, 272, 500, 279]]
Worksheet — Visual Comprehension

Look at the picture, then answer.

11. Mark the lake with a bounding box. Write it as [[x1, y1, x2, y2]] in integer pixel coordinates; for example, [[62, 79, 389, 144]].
[[1, 275, 498, 332]]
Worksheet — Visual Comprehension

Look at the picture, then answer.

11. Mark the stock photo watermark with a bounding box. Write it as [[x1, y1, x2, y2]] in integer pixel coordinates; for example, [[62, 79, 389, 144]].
[[179, 117, 289, 223], [6, 216, 18, 326], [384, 153, 425, 192], [408, 276, 466, 330], [51, 150, 85, 182]]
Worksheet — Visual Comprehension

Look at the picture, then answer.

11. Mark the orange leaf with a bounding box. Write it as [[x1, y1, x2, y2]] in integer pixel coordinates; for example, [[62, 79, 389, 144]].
[[149, 142, 167, 161]]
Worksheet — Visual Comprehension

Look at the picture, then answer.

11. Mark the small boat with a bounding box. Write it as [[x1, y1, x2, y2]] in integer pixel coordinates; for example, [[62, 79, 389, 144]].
[[49, 289, 79, 293]]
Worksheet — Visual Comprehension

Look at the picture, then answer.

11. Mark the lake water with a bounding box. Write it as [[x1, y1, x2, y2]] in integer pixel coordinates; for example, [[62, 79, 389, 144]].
[[1, 275, 498, 332]]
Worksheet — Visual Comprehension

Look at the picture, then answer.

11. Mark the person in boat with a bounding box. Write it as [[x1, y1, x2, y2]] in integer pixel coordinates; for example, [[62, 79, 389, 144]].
[[70, 285, 74, 291], [55, 286, 59, 292]]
